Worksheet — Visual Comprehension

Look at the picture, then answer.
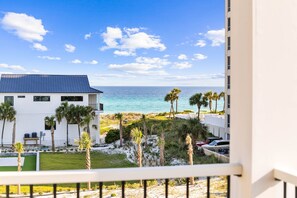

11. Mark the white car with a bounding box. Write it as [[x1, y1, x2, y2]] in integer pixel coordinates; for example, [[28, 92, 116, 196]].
[[201, 140, 230, 148]]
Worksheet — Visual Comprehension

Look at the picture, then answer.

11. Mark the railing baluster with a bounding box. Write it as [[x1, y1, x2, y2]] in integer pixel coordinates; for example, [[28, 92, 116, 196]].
[[284, 182, 287, 198], [143, 180, 147, 198], [53, 184, 57, 198], [6, 185, 9, 198], [165, 179, 169, 198], [186, 178, 189, 198], [99, 182, 103, 198], [227, 175, 231, 198], [76, 183, 80, 198], [122, 181, 125, 198], [207, 176, 210, 198], [30, 185, 33, 198]]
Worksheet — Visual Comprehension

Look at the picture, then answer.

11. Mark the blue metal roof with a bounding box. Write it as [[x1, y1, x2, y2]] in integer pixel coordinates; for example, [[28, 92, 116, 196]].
[[0, 74, 103, 93]]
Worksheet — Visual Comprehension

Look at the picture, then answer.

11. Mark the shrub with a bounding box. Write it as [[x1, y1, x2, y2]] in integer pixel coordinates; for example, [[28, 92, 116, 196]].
[[111, 193, 117, 197], [105, 129, 120, 143]]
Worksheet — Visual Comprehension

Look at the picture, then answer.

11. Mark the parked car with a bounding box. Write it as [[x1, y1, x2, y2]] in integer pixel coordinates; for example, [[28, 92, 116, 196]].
[[201, 140, 230, 148], [196, 136, 222, 147]]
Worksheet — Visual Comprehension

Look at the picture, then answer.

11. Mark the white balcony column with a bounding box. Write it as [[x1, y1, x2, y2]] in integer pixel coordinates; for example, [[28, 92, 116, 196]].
[[230, 0, 297, 197]]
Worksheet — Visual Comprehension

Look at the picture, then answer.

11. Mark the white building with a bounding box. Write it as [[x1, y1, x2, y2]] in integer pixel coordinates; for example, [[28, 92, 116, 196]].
[[203, 114, 226, 139], [0, 74, 103, 147]]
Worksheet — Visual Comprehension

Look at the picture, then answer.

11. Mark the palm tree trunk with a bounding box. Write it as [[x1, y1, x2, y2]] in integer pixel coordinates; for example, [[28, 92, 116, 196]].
[[1, 119, 6, 148], [12, 119, 16, 151], [215, 99, 218, 113], [171, 102, 175, 119], [87, 124, 90, 136], [66, 121, 69, 146], [17, 152, 21, 194], [197, 106, 201, 121], [160, 132, 165, 166], [138, 143, 143, 186], [188, 144, 194, 185], [51, 126, 55, 152], [119, 120, 123, 147], [78, 124, 81, 140], [86, 148, 91, 190], [143, 122, 147, 146]]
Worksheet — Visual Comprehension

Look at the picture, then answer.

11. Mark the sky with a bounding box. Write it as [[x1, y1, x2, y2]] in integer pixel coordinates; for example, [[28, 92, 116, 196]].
[[0, 0, 225, 86]]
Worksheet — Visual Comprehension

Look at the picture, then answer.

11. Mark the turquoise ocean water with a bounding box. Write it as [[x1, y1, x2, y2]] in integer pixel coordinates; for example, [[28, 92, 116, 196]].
[[95, 86, 225, 114]]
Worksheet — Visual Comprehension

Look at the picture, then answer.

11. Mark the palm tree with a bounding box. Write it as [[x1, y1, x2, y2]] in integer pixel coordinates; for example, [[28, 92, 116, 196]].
[[55, 102, 72, 146], [77, 132, 92, 190], [45, 116, 56, 151], [219, 92, 225, 111], [204, 91, 213, 112], [186, 134, 194, 184], [212, 92, 220, 113], [81, 112, 96, 137], [72, 105, 87, 140], [11, 118, 16, 151], [14, 142, 23, 194], [164, 92, 175, 119], [131, 128, 143, 186], [0, 102, 16, 147], [171, 88, 181, 113], [189, 93, 208, 121], [115, 113, 123, 147], [141, 114, 148, 146]]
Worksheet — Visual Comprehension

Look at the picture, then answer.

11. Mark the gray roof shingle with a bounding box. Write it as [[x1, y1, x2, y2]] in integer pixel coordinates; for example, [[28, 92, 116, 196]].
[[0, 74, 103, 93]]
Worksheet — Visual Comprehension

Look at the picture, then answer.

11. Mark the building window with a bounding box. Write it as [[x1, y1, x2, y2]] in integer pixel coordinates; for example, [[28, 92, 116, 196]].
[[227, 114, 230, 128], [227, 37, 231, 50], [34, 96, 50, 102], [45, 121, 56, 130], [61, 96, 83, 102], [227, 76, 230, 89], [227, 95, 230, 108], [18, 96, 25, 98], [228, 0, 231, 12], [4, 96, 14, 106], [227, 56, 230, 69], [228, 18, 231, 31]]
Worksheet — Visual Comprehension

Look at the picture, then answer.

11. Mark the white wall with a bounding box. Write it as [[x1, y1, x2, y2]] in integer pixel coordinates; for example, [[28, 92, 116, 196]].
[[0, 93, 101, 146], [204, 114, 227, 139], [230, 0, 297, 197]]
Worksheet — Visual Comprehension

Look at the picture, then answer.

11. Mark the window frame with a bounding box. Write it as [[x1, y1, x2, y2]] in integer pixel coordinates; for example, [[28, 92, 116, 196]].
[[61, 96, 84, 102], [33, 96, 51, 102], [4, 96, 14, 106]]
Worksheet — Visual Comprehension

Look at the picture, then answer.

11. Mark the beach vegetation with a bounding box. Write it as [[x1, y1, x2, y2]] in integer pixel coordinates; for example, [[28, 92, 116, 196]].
[[189, 93, 208, 121], [0, 102, 16, 148], [115, 113, 124, 147], [131, 127, 143, 186], [44, 115, 56, 151]]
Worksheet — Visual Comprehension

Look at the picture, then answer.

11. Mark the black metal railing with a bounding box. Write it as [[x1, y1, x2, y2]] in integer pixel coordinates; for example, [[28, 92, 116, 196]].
[[3, 176, 231, 198], [88, 103, 103, 111], [0, 164, 242, 198]]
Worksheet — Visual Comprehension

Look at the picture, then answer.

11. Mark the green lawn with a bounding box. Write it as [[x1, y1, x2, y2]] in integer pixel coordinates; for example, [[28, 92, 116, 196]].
[[0, 155, 36, 171], [40, 152, 136, 170]]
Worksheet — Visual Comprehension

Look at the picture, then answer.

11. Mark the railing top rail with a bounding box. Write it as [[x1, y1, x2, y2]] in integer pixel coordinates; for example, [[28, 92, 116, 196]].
[[274, 167, 297, 186], [0, 163, 242, 185]]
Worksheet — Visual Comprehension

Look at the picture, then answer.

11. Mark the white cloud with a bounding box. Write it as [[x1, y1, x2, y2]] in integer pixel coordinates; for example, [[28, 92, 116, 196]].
[[65, 44, 76, 53], [172, 62, 192, 69], [38, 56, 61, 60], [193, 53, 207, 60], [95, 73, 136, 78], [0, 63, 26, 71], [84, 60, 98, 65], [101, 27, 166, 56], [163, 73, 225, 81], [163, 54, 170, 58], [178, 54, 188, 60], [71, 59, 81, 64], [114, 50, 135, 56], [1, 12, 48, 42], [32, 43, 48, 51], [205, 29, 225, 46], [108, 56, 170, 75], [84, 33, 92, 40], [32, 69, 40, 73], [195, 40, 206, 47]]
